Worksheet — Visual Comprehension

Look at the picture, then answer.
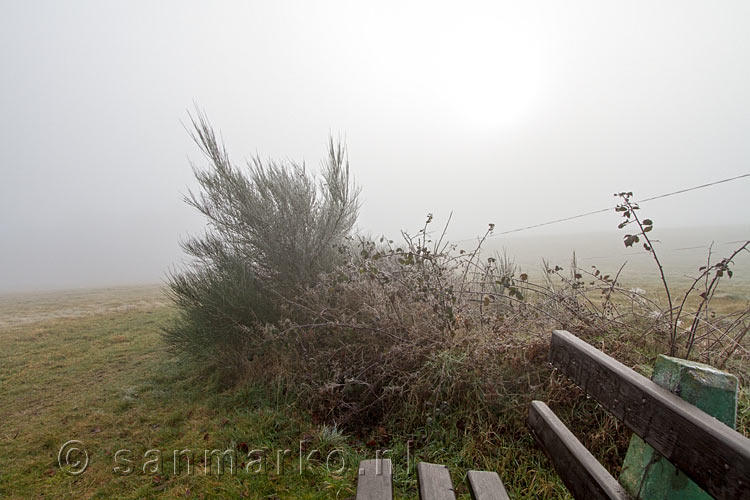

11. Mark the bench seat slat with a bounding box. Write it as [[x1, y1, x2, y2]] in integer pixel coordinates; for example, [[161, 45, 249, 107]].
[[549, 329, 750, 500], [529, 400, 630, 500], [417, 462, 456, 500], [356, 459, 393, 500], [467, 470, 511, 500]]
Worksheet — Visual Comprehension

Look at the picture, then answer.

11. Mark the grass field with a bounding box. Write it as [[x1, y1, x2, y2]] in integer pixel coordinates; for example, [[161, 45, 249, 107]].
[[1, 284, 747, 499], [0, 284, 168, 328], [0, 287, 570, 499], [0, 293, 359, 499]]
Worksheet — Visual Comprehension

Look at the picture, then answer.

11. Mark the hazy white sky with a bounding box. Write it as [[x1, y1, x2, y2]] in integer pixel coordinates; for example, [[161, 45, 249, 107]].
[[1, 0, 749, 292]]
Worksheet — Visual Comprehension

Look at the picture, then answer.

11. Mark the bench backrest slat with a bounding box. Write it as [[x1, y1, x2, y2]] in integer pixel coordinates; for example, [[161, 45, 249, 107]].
[[418, 462, 456, 500], [356, 459, 393, 500], [467, 470, 511, 500], [549, 329, 750, 500]]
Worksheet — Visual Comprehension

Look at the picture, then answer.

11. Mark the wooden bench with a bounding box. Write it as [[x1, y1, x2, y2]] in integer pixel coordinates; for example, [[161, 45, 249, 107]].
[[355, 329, 750, 499], [529, 329, 750, 500], [355, 459, 510, 500]]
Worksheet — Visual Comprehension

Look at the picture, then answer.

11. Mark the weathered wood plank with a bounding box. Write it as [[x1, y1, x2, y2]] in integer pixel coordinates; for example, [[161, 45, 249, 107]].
[[528, 401, 630, 500], [549, 329, 750, 500], [417, 462, 456, 500], [356, 459, 393, 500], [467, 470, 511, 500]]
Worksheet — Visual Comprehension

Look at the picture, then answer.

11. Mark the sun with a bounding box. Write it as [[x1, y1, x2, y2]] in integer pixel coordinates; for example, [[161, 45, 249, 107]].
[[448, 46, 547, 131]]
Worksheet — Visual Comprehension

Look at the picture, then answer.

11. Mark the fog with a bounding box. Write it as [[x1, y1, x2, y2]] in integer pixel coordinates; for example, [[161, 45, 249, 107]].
[[1, 1, 749, 292]]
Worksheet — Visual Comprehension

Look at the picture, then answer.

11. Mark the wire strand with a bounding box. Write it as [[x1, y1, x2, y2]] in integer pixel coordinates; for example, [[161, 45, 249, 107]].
[[454, 173, 750, 243]]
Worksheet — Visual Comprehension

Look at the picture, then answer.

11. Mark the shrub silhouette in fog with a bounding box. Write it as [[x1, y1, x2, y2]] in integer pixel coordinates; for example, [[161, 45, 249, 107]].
[[165, 110, 359, 381]]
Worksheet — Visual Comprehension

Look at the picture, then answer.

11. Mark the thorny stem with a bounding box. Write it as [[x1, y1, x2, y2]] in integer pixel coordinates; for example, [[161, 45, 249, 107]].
[[624, 198, 676, 355], [685, 240, 750, 359]]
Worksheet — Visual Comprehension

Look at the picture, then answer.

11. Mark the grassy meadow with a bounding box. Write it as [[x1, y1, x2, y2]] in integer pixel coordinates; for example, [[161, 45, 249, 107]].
[[0, 286, 571, 499], [0, 294, 354, 499]]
